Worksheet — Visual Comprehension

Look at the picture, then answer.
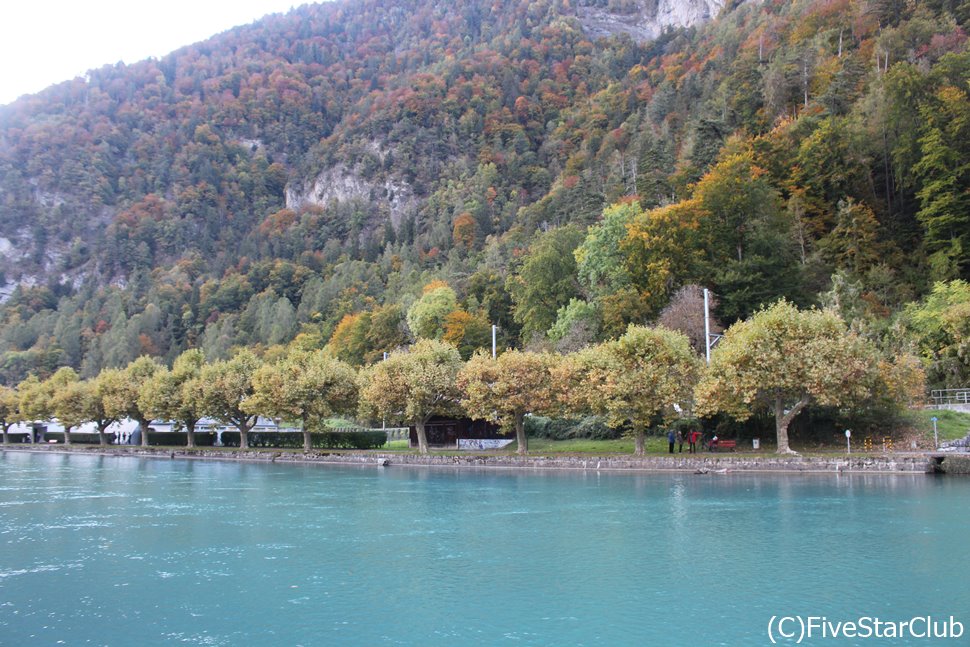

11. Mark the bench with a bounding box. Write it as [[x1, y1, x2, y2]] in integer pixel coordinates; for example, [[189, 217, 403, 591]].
[[708, 439, 737, 452]]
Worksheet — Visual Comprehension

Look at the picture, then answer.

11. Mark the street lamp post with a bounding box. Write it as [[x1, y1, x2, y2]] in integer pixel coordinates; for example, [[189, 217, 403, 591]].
[[704, 288, 711, 365]]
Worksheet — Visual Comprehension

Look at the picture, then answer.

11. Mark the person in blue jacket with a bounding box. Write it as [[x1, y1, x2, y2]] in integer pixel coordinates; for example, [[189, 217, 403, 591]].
[[667, 429, 675, 454]]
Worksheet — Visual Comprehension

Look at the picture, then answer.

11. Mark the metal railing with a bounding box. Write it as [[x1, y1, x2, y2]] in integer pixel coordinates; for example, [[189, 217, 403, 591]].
[[930, 389, 970, 406]]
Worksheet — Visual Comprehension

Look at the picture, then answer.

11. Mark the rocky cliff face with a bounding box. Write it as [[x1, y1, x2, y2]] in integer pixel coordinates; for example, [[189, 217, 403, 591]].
[[285, 141, 416, 230], [576, 0, 730, 42], [285, 164, 416, 230]]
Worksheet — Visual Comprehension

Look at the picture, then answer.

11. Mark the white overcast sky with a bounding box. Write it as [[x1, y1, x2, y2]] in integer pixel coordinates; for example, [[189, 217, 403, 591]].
[[0, 1, 306, 106]]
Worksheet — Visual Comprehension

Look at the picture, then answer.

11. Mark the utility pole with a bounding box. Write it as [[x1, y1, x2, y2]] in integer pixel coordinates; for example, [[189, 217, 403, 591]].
[[703, 288, 722, 365], [704, 288, 712, 365]]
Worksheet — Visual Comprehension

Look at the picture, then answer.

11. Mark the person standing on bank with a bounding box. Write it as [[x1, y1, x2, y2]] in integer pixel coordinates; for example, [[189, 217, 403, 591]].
[[689, 430, 700, 454], [667, 429, 675, 454], [676, 429, 684, 453]]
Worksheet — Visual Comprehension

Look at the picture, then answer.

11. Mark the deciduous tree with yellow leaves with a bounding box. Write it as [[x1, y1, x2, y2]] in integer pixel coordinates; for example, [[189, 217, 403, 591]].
[[458, 349, 559, 455], [557, 325, 700, 456], [695, 300, 880, 454], [358, 339, 463, 454], [246, 349, 358, 451]]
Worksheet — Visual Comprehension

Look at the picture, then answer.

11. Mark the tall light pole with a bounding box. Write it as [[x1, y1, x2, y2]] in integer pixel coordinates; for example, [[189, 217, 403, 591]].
[[703, 288, 723, 365], [492, 324, 497, 360], [382, 351, 388, 430], [704, 288, 712, 365]]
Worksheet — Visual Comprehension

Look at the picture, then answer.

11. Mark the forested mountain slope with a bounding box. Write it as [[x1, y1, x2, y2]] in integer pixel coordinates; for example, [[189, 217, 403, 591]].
[[0, 0, 967, 385]]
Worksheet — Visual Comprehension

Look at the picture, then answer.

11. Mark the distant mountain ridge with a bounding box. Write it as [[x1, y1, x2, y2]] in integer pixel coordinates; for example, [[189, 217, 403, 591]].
[[0, 0, 966, 383], [0, 0, 738, 293]]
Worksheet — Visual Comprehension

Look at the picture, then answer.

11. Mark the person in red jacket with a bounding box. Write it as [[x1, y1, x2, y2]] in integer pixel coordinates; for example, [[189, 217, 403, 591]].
[[688, 430, 701, 453]]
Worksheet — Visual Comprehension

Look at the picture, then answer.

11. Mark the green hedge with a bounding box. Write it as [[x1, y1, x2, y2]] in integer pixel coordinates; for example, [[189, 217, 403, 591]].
[[525, 415, 620, 440], [220, 430, 387, 449], [146, 432, 217, 447], [42, 432, 109, 444]]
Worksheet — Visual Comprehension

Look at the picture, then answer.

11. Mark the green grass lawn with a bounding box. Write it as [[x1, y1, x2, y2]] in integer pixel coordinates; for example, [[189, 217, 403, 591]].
[[907, 409, 970, 442], [379, 436, 673, 455], [525, 437, 654, 454], [513, 436, 749, 455]]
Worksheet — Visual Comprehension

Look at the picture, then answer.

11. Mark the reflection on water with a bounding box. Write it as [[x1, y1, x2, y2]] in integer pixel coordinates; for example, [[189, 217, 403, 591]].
[[1, 451, 968, 646]]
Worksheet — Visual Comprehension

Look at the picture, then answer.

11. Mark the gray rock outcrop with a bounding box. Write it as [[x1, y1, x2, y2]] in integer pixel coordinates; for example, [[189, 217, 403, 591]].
[[576, 0, 733, 43]]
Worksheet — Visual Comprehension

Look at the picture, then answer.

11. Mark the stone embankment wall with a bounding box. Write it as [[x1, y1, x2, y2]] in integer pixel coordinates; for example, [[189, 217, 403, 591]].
[[3, 445, 937, 473], [941, 432, 970, 450], [941, 455, 970, 474]]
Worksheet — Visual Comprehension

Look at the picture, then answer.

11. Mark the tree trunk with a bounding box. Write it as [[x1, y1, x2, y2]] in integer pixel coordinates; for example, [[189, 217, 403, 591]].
[[415, 420, 428, 455], [186, 420, 196, 448], [515, 413, 527, 455], [98, 423, 109, 446], [634, 428, 645, 457], [63, 425, 72, 446], [803, 58, 810, 108], [774, 394, 810, 455], [239, 423, 250, 450], [1, 424, 9, 445], [302, 422, 312, 452], [139, 417, 150, 447]]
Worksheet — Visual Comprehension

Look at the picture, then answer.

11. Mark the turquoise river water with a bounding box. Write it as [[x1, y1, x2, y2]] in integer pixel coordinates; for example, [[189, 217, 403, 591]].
[[1, 451, 968, 646]]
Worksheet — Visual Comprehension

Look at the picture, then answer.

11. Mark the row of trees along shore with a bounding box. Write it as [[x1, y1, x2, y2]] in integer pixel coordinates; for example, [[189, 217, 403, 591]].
[[0, 300, 925, 455]]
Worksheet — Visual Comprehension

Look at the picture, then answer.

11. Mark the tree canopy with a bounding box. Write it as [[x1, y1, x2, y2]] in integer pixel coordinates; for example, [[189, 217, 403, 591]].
[[558, 325, 699, 455], [904, 280, 970, 388], [198, 350, 262, 449], [246, 349, 358, 450], [358, 339, 463, 454], [458, 349, 558, 454], [139, 349, 207, 447], [694, 300, 883, 454]]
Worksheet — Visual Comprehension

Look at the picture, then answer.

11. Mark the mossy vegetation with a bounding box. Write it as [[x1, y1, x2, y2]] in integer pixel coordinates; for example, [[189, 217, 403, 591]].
[[907, 409, 970, 442]]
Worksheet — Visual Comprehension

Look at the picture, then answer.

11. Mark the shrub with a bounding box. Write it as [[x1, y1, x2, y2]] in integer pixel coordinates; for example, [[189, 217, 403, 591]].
[[146, 432, 217, 447], [219, 430, 387, 449], [219, 432, 240, 447], [525, 415, 620, 440], [147, 432, 188, 446], [193, 432, 217, 447]]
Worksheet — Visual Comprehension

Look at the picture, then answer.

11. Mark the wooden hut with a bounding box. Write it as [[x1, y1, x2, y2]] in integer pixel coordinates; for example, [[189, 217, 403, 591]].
[[408, 416, 504, 449]]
